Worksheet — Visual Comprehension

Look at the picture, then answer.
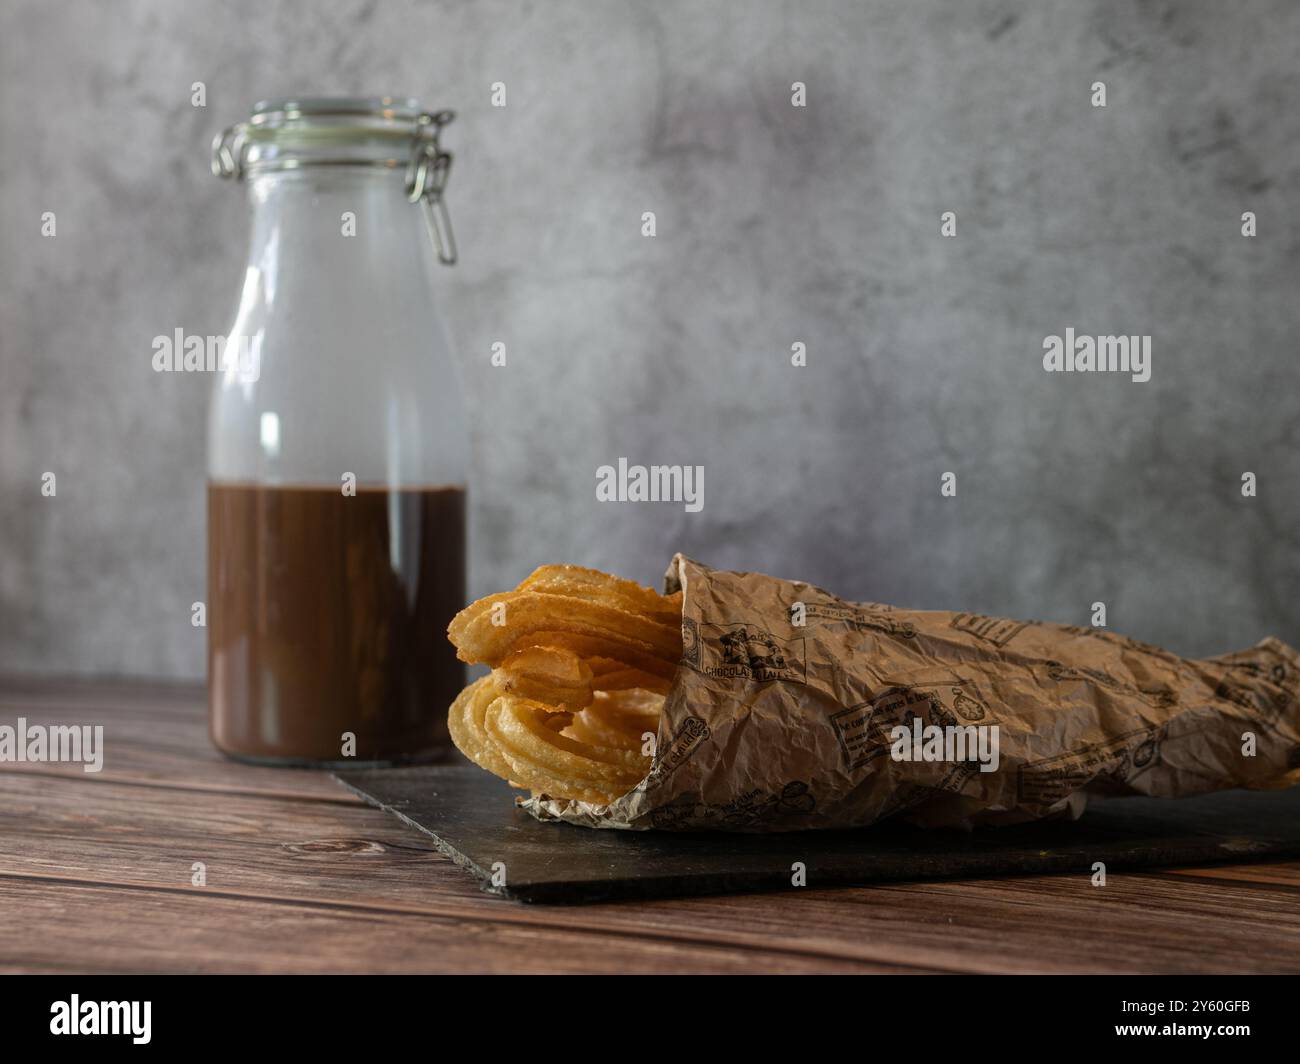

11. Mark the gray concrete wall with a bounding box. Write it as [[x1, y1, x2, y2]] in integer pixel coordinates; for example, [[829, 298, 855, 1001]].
[[2, 0, 1297, 678]]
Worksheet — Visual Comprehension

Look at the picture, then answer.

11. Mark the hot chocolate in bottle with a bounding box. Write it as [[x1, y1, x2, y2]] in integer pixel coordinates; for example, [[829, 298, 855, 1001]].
[[207, 99, 467, 765]]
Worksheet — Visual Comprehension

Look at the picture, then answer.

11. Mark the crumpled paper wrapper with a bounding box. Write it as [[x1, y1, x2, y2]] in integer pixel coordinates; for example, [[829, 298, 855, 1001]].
[[524, 555, 1300, 831]]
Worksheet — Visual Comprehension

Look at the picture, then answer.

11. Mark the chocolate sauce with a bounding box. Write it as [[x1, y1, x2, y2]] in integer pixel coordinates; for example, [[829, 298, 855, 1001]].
[[208, 482, 466, 765]]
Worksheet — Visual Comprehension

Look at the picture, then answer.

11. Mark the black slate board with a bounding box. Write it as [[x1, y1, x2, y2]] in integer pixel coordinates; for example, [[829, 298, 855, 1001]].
[[334, 765, 1300, 904]]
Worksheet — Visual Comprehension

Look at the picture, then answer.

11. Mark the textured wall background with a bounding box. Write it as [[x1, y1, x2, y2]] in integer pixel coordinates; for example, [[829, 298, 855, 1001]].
[[1, 0, 1297, 678]]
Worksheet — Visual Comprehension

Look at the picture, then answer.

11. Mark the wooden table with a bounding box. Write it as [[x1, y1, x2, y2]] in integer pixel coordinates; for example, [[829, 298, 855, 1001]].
[[3, 677, 1299, 974]]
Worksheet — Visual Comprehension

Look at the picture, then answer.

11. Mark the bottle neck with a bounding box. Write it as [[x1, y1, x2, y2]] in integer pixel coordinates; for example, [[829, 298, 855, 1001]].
[[245, 168, 434, 299]]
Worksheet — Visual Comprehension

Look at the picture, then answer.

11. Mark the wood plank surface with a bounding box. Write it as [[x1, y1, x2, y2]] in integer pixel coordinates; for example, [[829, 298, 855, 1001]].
[[2, 676, 1299, 974], [0, 879, 889, 974]]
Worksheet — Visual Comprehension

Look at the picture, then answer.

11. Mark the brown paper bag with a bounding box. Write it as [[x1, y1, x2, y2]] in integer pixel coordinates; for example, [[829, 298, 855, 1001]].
[[524, 555, 1300, 831]]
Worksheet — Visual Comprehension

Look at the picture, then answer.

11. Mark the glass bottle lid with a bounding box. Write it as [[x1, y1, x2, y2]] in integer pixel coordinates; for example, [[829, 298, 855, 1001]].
[[212, 96, 457, 264]]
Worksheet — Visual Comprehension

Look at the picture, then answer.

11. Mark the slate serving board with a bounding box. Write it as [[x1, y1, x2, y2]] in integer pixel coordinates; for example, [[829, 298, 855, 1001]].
[[334, 765, 1300, 904]]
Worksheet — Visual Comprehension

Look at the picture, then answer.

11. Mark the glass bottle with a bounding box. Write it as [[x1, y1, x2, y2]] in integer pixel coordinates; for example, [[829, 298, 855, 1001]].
[[207, 98, 467, 766]]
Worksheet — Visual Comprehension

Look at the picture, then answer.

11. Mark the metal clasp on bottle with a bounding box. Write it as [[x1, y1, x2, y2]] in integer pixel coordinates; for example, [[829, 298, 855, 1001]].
[[406, 110, 458, 266]]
